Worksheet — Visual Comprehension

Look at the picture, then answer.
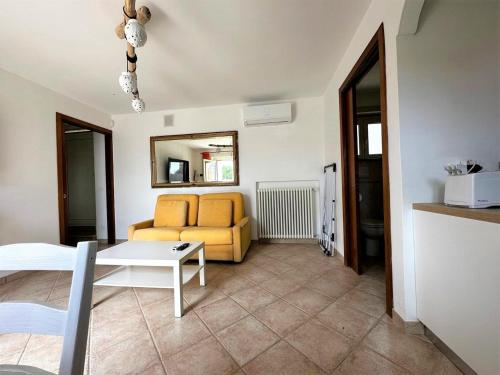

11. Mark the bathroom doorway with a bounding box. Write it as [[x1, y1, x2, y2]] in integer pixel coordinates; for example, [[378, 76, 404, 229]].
[[339, 25, 393, 316]]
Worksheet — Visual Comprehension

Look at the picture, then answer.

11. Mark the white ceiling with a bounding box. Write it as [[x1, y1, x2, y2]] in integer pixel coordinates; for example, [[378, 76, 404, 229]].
[[0, 0, 370, 114]]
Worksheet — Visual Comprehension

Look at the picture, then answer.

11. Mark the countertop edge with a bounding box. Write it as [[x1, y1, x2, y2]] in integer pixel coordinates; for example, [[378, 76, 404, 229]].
[[412, 203, 500, 224]]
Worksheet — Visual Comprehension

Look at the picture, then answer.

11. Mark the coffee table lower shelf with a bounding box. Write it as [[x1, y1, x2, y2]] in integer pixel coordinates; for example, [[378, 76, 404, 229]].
[[94, 265, 204, 289]]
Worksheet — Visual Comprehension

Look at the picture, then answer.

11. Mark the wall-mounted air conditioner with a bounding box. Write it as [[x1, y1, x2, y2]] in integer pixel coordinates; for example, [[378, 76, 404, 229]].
[[242, 103, 292, 126]]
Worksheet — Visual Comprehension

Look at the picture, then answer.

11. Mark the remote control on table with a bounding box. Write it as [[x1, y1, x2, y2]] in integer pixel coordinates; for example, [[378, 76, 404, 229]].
[[172, 242, 190, 251]]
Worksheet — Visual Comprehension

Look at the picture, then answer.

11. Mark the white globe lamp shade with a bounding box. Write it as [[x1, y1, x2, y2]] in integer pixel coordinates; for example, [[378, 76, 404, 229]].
[[132, 97, 145, 113], [118, 72, 137, 94], [124, 19, 147, 48]]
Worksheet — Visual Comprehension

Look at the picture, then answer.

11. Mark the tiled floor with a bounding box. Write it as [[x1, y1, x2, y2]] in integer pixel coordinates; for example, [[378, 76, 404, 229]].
[[0, 243, 462, 375]]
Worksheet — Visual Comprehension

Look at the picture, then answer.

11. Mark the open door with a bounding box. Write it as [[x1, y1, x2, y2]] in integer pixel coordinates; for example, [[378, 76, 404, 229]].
[[339, 25, 393, 316], [341, 87, 361, 273], [56, 113, 116, 246]]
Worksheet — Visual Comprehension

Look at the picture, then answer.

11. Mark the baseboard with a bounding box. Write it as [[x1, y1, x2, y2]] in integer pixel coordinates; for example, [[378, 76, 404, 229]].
[[424, 326, 477, 375], [390, 310, 472, 373], [333, 248, 343, 259], [391, 309, 425, 335]]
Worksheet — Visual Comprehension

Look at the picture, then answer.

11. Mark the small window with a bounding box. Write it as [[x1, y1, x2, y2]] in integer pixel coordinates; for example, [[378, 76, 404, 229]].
[[368, 123, 382, 155], [356, 115, 382, 158], [357, 125, 360, 156]]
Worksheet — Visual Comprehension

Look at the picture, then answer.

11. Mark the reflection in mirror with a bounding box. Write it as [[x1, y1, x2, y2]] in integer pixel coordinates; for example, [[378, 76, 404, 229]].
[[151, 131, 238, 188]]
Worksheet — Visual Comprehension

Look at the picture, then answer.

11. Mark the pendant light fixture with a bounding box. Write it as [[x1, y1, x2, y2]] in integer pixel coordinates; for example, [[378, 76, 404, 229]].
[[115, 0, 151, 113]]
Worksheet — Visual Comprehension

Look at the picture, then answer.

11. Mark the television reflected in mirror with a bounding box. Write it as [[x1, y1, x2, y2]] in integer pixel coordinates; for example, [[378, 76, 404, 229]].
[[150, 131, 239, 188]]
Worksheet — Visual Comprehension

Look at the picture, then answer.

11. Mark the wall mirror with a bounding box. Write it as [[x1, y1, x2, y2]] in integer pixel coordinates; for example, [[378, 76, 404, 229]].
[[150, 131, 239, 188]]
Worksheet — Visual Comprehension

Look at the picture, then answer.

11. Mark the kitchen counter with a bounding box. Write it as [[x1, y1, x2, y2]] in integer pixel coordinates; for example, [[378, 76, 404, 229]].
[[413, 202, 500, 224], [413, 205, 499, 374]]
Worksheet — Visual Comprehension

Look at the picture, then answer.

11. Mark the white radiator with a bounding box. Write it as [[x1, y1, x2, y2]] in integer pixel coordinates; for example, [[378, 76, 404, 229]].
[[257, 187, 316, 239]]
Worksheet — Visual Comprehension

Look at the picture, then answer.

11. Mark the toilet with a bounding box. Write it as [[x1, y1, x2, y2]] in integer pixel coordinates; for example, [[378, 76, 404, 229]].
[[360, 219, 384, 256]]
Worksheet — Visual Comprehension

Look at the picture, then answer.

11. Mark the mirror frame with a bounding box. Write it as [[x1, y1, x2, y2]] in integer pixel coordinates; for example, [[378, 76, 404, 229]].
[[150, 130, 240, 188]]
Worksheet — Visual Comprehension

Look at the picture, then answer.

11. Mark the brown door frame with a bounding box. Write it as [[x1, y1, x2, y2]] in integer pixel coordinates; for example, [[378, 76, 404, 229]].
[[339, 24, 393, 316], [56, 113, 116, 245]]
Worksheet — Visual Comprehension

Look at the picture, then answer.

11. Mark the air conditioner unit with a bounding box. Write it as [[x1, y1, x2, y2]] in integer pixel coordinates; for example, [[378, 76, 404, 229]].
[[242, 103, 292, 126]]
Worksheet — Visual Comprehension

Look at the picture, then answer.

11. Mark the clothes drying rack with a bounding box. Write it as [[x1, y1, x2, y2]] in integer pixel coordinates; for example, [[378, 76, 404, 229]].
[[320, 163, 336, 256]]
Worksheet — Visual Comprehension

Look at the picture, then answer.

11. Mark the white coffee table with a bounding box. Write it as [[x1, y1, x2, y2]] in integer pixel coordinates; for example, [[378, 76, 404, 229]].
[[94, 241, 205, 317]]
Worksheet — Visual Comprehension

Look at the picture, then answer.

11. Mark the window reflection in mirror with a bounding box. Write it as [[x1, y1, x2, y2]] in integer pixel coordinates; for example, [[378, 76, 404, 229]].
[[150, 131, 238, 188]]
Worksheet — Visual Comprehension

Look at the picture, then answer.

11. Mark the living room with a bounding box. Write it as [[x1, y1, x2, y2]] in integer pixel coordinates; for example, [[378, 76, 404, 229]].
[[1, 1, 499, 374]]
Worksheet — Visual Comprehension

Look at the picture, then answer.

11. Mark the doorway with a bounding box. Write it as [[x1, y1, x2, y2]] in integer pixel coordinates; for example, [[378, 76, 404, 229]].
[[339, 25, 393, 316], [56, 113, 115, 246]]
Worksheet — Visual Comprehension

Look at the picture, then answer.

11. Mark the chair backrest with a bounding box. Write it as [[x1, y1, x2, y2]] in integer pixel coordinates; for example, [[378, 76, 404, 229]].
[[199, 192, 245, 225], [156, 194, 199, 226], [0, 242, 97, 375]]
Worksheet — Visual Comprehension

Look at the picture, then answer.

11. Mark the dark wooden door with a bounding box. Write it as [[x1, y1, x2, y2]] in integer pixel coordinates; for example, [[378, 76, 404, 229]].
[[345, 87, 361, 273]]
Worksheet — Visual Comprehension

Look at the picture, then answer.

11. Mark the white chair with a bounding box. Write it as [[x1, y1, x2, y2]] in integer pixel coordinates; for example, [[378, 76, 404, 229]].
[[0, 242, 97, 375]]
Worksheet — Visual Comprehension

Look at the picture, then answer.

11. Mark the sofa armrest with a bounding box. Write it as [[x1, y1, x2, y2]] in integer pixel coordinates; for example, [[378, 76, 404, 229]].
[[128, 219, 154, 240], [232, 216, 251, 262]]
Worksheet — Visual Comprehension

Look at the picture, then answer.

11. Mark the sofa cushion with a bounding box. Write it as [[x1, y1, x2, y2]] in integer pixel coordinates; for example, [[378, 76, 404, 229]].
[[197, 200, 232, 227], [156, 194, 199, 226], [180, 227, 233, 245], [154, 200, 188, 227], [200, 193, 245, 225], [133, 227, 181, 241]]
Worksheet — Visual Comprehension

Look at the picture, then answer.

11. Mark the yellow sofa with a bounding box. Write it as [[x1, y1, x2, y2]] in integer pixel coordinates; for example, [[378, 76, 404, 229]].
[[128, 193, 251, 262]]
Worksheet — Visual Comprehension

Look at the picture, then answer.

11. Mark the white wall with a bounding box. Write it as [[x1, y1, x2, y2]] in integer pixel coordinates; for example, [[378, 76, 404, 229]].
[[323, 0, 408, 317], [0, 69, 111, 247], [112, 97, 325, 239]]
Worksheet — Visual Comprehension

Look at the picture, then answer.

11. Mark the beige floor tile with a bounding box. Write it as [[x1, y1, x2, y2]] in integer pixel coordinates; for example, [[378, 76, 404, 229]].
[[308, 276, 354, 299], [91, 287, 139, 323], [134, 287, 173, 307], [153, 313, 211, 358], [363, 322, 462, 374], [91, 331, 161, 375], [283, 287, 333, 315], [362, 265, 385, 282], [336, 290, 386, 318], [141, 297, 192, 329], [0, 244, 463, 375], [19, 334, 63, 373], [334, 346, 410, 374], [142, 362, 167, 374], [253, 258, 296, 275], [183, 285, 226, 310], [260, 247, 296, 262], [316, 302, 377, 340], [165, 336, 238, 375], [285, 319, 353, 373], [238, 266, 276, 284], [196, 297, 249, 332], [229, 285, 277, 312], [260, 276, 301, 297], [283, 254, 314, 268], [0, 333, 30, 364], [254, 300, 309, 337], [355, 278, 386, 298], [48, 284, 71, 301], [279, 267, 321, 285], [216, 316, 279, 366], [214, 274, 252, 295], [243, 340, 326, 375], [4, 276, 54, 301], [320, 267, 360, 286], [91, 308, 148, 352]]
